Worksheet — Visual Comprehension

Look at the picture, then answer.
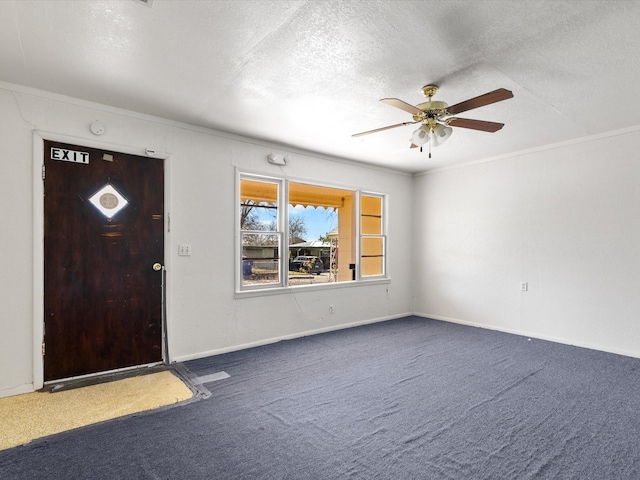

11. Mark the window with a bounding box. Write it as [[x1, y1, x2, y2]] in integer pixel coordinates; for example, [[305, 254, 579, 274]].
[[360, 194, 385, 277], [238, 173, 387, 292], [239, 178, 282, 288], [289, 182, 353, 285]]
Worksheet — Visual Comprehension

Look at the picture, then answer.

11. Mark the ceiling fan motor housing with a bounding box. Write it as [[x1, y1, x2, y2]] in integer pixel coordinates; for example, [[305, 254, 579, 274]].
[[413, 100, 449, 122]]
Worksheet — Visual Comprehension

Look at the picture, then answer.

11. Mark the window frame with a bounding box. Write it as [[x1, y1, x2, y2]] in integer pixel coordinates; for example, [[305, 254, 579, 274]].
[[359, 192, 387, 279], [236, 170, 389, 295], [237, 173, 286, 291]]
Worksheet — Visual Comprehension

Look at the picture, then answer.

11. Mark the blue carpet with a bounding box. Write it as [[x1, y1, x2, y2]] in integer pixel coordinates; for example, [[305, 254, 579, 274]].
[[2, 316, 640, 479]]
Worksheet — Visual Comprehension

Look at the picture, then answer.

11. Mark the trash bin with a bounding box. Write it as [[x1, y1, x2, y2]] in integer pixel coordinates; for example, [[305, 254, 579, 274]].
[[242, 258, 253, 277]]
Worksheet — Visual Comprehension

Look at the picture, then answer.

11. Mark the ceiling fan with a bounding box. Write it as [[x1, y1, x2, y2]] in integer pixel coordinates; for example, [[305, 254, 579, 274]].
[[352, 84, 514, 157]]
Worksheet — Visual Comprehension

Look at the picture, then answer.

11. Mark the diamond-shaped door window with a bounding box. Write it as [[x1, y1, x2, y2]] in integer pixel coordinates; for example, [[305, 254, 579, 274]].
[[89, 184, 129, 219]]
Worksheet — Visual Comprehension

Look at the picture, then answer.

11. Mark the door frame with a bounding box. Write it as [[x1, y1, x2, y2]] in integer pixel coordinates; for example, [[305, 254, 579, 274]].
[[32, 131, 172, 390]]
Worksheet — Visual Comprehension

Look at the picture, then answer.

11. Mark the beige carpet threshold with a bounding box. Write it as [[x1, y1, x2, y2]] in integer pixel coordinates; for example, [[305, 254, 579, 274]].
[[0, 370, 193, 451]]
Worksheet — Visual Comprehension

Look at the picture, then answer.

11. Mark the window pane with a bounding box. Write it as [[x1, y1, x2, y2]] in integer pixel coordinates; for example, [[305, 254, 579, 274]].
[[362, 236, 383, 256], [289, 183, 351, 209], [361, 256, 383, 276], [241, 179, 278, 203], [362, 236, 384, 276], [361, 194, 385, 278], [240, 179, 278, 230], [241, 232, 280, 287], [361, 215, 381, 235], [239, 177, 281, 289], [288, 182, 354, 284], [89, 184, 129, 219], [361, 195, 382, 234]]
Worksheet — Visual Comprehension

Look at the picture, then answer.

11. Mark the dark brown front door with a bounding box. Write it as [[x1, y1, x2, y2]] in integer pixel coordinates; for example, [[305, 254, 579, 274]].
[[43, 140, 164, 381]]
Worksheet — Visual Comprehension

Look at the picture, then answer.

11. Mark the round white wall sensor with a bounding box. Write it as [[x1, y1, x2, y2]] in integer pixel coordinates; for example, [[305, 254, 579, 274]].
[[90, 121, 105, 135]]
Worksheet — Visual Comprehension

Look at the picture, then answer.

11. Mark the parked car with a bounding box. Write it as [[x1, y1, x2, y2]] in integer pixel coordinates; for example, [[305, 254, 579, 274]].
[[289, 255, 324, 275]]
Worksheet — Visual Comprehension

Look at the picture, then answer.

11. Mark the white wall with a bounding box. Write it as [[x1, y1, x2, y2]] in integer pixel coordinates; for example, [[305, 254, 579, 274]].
[[0, 84, 414, 397], [413, 129, 640, 358], [9, 79, 638, 399]]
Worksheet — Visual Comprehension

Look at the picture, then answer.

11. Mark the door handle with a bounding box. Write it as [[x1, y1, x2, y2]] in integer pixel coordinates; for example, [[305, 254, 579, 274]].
[[152, 263, 163, 271]]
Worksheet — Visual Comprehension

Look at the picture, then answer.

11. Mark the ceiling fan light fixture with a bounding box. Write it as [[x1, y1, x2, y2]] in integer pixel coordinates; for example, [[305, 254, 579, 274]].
[[411, 124, 430, 146], [431, 123, 453, 146]]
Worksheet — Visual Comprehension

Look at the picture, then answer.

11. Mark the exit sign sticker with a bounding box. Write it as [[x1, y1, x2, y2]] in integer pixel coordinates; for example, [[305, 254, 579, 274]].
[[51, 147, 89, 164]]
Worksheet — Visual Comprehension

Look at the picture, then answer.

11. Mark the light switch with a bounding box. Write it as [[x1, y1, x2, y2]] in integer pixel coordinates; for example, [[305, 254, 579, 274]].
[[178, 244, 192, 256]]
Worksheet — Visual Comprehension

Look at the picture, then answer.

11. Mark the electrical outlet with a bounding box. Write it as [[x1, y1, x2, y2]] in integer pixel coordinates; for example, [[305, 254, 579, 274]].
[[520, 282, 528, 291], [178, 244, 191, 256], [329, 304, 334, 314]]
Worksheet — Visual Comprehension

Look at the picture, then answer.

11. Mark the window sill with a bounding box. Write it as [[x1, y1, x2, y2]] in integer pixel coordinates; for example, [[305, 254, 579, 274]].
[[235, 277, 391, 299]]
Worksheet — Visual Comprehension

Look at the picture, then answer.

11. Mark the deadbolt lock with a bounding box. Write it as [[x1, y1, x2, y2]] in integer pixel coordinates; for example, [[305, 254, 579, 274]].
[[152, 263, 162, 271]]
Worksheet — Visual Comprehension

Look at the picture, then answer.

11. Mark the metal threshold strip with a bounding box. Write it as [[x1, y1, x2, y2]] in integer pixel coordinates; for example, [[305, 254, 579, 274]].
[[42, 362, 165, 393]]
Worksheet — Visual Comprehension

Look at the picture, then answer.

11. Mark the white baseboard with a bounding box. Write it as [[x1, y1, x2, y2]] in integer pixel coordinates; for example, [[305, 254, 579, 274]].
[[0, 383, 35, 399], [172, 312, 413, 364], [414, 311, 640, 361]]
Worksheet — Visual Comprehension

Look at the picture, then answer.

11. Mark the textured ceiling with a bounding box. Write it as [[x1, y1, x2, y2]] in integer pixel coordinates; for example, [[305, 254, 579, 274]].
[[1, 0, 640, 173]]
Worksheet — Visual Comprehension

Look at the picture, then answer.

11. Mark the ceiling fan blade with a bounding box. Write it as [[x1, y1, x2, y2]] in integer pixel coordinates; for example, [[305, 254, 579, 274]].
[[352, 121, 416, 137], [380, 98, 424, 116], [446, 88, 513, 116], [448, 118, 505, 132], [410, 143, 419, 149]]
